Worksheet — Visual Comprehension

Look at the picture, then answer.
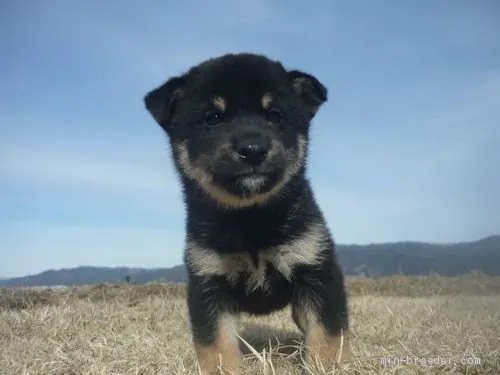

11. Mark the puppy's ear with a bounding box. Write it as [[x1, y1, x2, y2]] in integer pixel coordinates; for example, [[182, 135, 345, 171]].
[[143, 75, 187, 131], [287, 70, 328, 118]]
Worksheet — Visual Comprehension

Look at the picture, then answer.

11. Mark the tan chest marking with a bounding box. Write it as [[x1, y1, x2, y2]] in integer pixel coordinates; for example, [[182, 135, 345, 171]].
[[186, 223, 327, 292]]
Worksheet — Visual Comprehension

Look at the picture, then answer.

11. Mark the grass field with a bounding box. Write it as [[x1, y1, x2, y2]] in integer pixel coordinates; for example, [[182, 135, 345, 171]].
[[1, 274, 499, 374]]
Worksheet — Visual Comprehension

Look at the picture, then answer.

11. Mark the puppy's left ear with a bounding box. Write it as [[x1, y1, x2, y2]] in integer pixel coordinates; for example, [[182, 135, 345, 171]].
[[143, 75, 187, 132], [287, 70, 328, 118]]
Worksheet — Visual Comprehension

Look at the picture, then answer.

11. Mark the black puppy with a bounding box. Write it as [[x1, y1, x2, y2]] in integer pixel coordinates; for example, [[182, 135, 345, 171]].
[[144, 53, 351, 374]]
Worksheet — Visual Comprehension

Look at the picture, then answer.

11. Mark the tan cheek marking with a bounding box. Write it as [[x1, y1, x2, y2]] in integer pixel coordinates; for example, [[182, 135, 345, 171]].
[[261, 93, 273, 110], [175, 141, 213, 185], [174, 135, 308, 209], [195, 314, 241, 375], [212, 96, 226, 113]]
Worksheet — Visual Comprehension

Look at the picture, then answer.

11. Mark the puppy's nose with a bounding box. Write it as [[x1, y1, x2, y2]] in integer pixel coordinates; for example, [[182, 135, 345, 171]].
[[236, 138, 270, 166]]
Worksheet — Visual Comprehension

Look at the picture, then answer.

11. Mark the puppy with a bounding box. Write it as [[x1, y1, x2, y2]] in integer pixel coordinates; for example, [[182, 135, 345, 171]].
[[144, 53, 351, 374]]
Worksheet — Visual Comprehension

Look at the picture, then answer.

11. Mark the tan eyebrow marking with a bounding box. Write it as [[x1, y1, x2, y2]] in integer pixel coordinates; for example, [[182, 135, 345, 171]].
[[261, 93, 273, 110], [212, 96, 226, 112]]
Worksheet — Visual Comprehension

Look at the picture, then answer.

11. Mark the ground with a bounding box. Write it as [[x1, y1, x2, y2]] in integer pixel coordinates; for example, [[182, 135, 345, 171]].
[[1, 274, 499, 374]]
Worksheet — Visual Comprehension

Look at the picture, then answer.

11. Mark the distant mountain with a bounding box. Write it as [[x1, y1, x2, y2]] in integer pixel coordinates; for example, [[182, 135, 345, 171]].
[[336, 235, 500, 277], [0, 265, 187, 288], [1, 235, 499, 287]]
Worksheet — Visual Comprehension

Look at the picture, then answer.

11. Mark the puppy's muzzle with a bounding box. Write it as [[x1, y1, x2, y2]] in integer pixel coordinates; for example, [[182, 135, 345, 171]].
[[234, 136, 271, 167]]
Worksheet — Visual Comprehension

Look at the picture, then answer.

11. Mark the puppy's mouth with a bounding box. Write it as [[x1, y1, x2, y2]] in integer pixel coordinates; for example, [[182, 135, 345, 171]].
[[215, 167, 282, 196], [225, 170, 272, 184], [233, 167, 271, 178]]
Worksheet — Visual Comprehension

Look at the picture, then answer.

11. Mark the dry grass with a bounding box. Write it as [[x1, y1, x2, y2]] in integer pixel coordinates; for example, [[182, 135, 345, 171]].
[[1, 274, 499, 374]]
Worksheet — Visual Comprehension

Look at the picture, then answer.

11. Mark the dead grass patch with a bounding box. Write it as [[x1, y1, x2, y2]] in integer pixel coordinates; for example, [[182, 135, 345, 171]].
[[1, 275, 499, 374]]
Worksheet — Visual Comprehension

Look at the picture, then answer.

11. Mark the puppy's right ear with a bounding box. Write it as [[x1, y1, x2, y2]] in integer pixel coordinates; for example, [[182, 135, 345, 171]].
[[143, 75, 186, 130]]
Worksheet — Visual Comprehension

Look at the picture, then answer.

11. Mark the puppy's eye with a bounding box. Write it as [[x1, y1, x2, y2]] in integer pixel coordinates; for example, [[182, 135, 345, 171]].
[[205, 111, 223, 126], [266, 109, 282, 124]]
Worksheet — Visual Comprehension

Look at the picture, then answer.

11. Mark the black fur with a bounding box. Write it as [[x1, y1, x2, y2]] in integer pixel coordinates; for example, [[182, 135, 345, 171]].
[[144, 53, 349, 370]]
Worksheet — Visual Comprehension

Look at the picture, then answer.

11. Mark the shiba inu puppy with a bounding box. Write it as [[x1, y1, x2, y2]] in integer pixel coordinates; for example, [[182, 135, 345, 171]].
[[144, 53, 351, 374]]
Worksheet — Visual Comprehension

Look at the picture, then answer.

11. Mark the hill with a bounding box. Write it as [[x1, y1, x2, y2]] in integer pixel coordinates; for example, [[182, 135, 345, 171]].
[[337, 234, 500, 276], [0, 265, 187, 288], [1, 235, 499, 287]]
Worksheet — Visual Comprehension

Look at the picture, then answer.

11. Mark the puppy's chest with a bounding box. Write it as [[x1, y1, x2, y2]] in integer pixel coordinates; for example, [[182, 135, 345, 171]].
[[187, 223, 327, 292], [216, 250, 291, 292], [208, 218, 288, 252]]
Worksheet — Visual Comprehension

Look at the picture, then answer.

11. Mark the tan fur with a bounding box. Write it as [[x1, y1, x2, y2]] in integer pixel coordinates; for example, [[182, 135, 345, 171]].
[[212, 96, 226, 113], [174, 135, 307, 209], [261, 93, 273, 110], [195, 313, 241, 375], [298, 307, 352, 369], [186, 222, 327, 292]]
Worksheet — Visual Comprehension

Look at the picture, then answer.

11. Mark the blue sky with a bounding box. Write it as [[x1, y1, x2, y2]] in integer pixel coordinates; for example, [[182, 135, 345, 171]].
[[1, 0, 499, 278]]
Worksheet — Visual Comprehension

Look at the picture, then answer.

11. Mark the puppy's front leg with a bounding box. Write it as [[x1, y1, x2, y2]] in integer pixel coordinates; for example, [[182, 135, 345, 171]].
[[292, 268, 352, 370], [187, 279, 241, 375]]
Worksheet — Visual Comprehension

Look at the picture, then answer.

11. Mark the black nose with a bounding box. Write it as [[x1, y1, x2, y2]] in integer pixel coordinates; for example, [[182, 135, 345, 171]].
[[236, 138, 270, 166]]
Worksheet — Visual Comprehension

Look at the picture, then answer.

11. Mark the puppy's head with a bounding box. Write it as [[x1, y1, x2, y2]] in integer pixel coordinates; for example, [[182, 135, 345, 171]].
[[144, 53, 327, 208]]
